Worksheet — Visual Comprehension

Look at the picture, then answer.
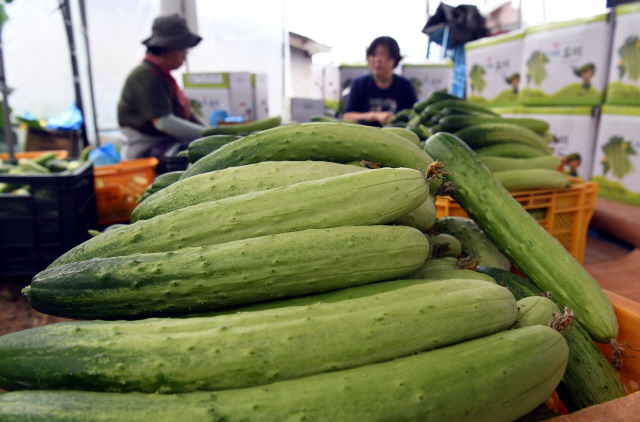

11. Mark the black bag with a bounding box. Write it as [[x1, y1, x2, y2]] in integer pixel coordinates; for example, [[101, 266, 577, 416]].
[[422, 3, 488, 49]]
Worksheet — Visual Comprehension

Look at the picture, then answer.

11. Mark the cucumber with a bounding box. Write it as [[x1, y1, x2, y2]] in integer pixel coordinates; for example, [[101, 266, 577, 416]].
[[474, 142, 549, 158], [200, 115, 281, 136], [426, 233, 461, 258], [138, 171, 184, 202], [45, 159, 70, 173], [31, 151, 58, 166], [406, 256, 460, 276], [48, 167, 430, 267], [17, 158, 49, 173], [512, 295, 562, 329], [478, 155, 562, 172], [27, 225, 430, 319], [0, 325, 568, 422], [131, 161, 364, 222], [477, 266, 626, 412], [424, 132, 617, 343], [401, 269, 497, 284], [439, 115, 550, 134], [182, 134, 242, 163], [381, 126, 421, 146], [454, 122, 552, 154], [3, 279, 517, 393], [493, 168, 571, 191], [392, 194, 437, 231], [178, 122, 441, 192], [433, 216, 511, 271], [420, 99, 500, 119]]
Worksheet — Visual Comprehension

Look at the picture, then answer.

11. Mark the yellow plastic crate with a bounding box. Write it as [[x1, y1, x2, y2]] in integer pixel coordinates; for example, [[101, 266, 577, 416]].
[[93, 158, 157, 226], [435, 179, 598, 264]]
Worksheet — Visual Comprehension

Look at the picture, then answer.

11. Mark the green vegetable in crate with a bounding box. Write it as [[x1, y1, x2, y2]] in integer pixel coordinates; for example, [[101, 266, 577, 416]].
[[477, 266, 626, 412], [433, 216, 511, 271], [200, 115, 281, 136], [493, 168, 571, 191], [424, 132, 618, 343], [454, 122, 552, 154], [478, 155, 561, 172], [0, 325, 568, 422], [601, 135, 636, 179], [178, 134, 242, 163], [17, 158, 49, 173], [48, 167, 430, 267], [178, 122, 442, 192], [3, 279, 517, 393], [132, 161, 364, 222], [26, 225, 430, 319]]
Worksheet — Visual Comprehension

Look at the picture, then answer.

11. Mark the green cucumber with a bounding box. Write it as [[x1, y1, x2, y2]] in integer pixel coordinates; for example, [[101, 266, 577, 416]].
[[454, 122, 552, 154], [200, 115, 281, 136], [178, 122, 441, 192], [473, 142, 549, 158], [381, 126, 421, 146], [139, 171, 184, 203], [406, 256, 460, 276], [26, 225, 430, 319], [433, 216, 511, 271], [0, 325, 568, 422], [401, 269, 497, 284], [512, 295, 561, 329], [479, 155, 562, 172], [3, 278, 516, 393], [131, 161, 363, 222], [493, 168, 571, 191], [426, 233, 461, 258], [17, 158, 49, 173], [424, 132, 617, 343], [420, 99, 500, 120], [438, 115, 550, 134], [48, 167, 430, 267], [392, 195, 437, 231], [182, 134, 242, 163], [31, 151, 57, 166], [45, 159, 70, 173], [478, 266, 625, 413]]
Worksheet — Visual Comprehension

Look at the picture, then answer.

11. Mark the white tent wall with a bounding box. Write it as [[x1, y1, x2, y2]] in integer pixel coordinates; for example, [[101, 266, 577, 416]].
[[2, 0, 286, 147]]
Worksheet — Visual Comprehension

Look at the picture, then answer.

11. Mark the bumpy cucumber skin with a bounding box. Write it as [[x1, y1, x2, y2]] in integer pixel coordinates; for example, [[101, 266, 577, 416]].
[[29, 225, 429, 319], [454, 122, 552, 154], [406, 256, 460, 276], [132, 161, 363, 222], [3, 279, 517, 393], [0, 326, 567, 422], [49, 167, 430, 267], [477, 265, 626, 412], [424, 132, 617, 343], [493, 168, 570, 191], [433, 216, 511, 271], [179, 122, 441, 191], [426, 233, 462, 258]]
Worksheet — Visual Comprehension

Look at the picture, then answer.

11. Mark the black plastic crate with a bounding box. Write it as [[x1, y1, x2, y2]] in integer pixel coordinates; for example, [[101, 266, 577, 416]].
[[163, 143, 189, 173], [0, 161, 97, 278]]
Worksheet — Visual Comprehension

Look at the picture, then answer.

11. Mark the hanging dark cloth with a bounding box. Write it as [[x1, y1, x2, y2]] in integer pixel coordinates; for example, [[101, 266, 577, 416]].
[[422, 3, 488, 49]]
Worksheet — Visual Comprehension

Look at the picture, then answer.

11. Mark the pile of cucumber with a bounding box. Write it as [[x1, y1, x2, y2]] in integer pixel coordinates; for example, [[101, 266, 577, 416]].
[[391, 92, 571, 191], [0, 151, 86, 194], [0, 122, 626, 421]]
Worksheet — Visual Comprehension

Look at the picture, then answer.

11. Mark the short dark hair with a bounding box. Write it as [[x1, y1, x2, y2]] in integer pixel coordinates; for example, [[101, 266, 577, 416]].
[[146, 46, 170, 56], [366, 36, 402, 67]]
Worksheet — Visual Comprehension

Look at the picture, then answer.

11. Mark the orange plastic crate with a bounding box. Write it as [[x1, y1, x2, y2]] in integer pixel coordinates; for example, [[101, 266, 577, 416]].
[[93, 158, 157, 226], [0, 150, 68, 161], [435, 179, 598, 264]]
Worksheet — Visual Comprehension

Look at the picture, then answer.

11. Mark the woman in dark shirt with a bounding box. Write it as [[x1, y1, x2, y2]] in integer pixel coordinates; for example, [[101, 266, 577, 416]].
[[342, 36, 418, 126]]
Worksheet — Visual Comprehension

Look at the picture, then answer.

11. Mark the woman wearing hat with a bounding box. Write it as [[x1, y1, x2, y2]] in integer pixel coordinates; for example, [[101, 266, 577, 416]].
[[342, 36, 418, 127], [117, 14, 208, 173]]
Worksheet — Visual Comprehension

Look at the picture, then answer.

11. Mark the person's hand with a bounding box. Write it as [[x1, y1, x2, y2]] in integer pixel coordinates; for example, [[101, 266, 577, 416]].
[[367, 111, 394, 125]]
